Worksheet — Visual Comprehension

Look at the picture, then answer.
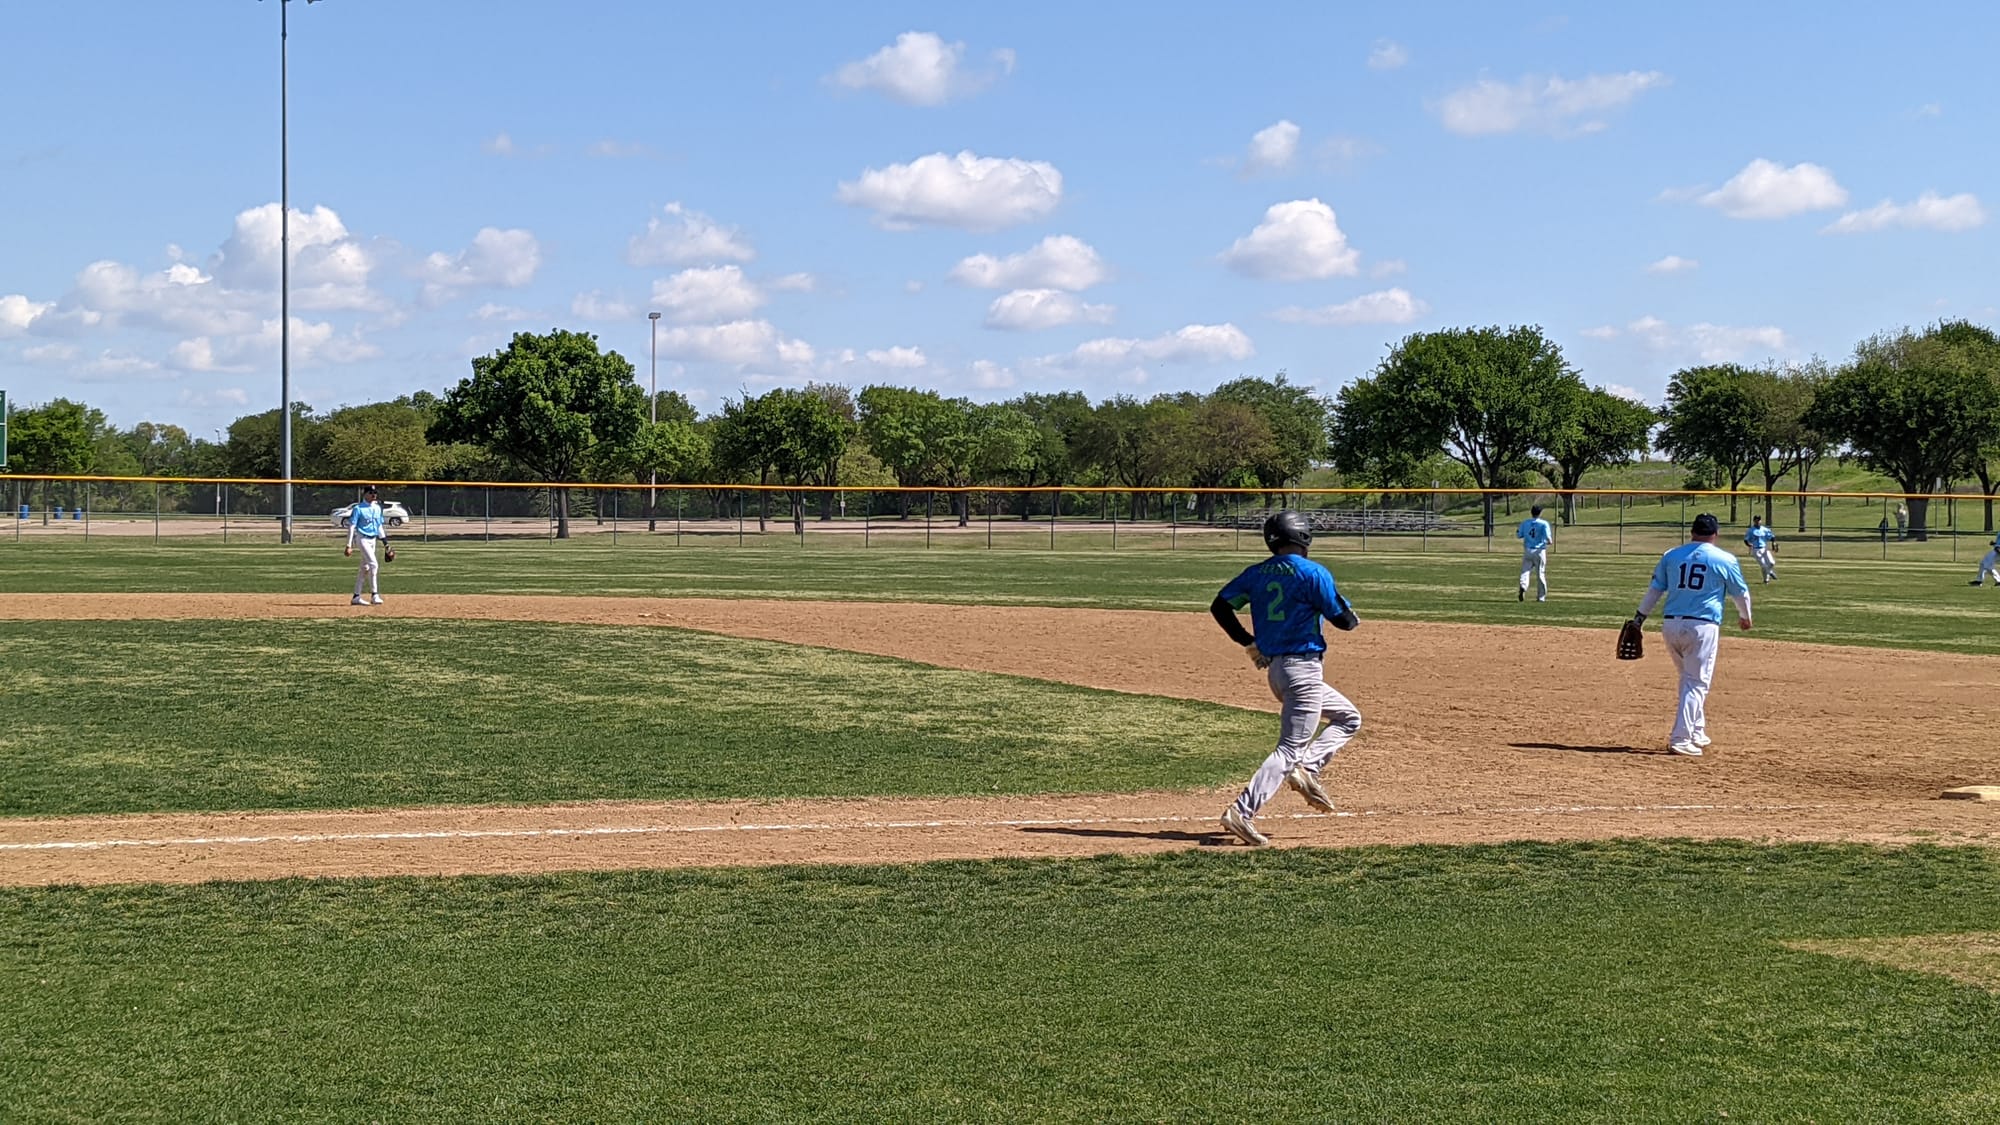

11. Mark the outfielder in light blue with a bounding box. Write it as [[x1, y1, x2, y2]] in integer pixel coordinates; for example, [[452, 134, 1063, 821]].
[[1744, 516, 1778, 583], [1208, 511, 1362, 846], [344, 485, 390, 605], [1516, 505, 1554, 602], [1632, 514, 1753, 756], [1973, 532, 2000, 588]]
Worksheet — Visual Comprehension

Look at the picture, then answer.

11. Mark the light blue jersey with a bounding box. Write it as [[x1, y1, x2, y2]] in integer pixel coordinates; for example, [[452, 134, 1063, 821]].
[[1516, 517, 1553, 550], [1744, 525, 1776, 550], [1648, 542, 1749, 622], [1219, 555, 1348, 657], [349, 500, 385, 539]]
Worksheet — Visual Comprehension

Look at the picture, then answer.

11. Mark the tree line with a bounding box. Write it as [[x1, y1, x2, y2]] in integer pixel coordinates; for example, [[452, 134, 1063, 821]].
[[9, 319, 1999, 538]]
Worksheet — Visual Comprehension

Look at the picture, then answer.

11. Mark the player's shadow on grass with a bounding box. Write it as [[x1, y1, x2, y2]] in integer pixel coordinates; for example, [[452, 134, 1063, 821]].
[[1509, 741, 1658, 755], [1017, 826, 1225, 845]]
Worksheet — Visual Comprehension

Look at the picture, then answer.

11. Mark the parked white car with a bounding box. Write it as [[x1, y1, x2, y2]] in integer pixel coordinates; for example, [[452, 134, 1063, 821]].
[[331, 501, 410, 528]]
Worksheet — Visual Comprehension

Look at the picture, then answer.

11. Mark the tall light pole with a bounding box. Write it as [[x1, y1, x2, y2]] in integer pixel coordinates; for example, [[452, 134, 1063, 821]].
[[270, 0, 320, 543], [648, 311, 661, 531]]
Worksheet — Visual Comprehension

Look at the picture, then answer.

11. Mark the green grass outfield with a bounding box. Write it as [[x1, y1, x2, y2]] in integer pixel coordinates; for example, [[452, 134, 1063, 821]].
[[5, 842, 2000, 1122], [3, 538, 1996, 654], [0, 618, 1270, 817]]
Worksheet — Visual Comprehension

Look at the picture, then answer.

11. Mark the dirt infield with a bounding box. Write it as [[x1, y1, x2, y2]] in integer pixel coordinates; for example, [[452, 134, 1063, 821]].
[[2, 592, 1995, 886]]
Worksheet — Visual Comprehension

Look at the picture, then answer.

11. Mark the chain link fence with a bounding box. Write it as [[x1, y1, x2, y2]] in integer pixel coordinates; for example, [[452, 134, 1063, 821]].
[[5, 476, 1997, 563]]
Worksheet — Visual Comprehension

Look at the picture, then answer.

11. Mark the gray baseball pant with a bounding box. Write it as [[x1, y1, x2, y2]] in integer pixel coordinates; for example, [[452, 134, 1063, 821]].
[[1231, 654, 1362, 818]]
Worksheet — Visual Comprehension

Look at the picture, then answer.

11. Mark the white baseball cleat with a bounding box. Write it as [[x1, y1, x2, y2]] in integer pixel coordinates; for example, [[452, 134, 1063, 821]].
[[1668, 742, 1704, 757], [1285, 766, 1336, 813], [1692, 732, 1712, 748], [351, 595, 366, 606], [1220, 806, 1270, 846], [371, 595, 384, 605]]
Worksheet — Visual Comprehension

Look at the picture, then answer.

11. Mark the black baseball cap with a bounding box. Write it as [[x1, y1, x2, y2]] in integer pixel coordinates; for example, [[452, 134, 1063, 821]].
[[362, 484, 379, 495], [1691, 512, 1720, 535]]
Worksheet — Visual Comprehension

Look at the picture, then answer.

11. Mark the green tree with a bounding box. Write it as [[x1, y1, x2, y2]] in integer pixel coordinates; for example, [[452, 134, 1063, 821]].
[[711, 388, 848, 532], [1076, 395, 1190, 520], [1537, 387, 1655, 523], [428, 329, 646, 538], [934, 400, 1034, 525], [1005, 391, 1093, 519], [1329, 326, 1583, 535], [7, 398, 111, 520], [313, 400, 439, 483], [857, 386, 956, 518], [1184, 399, 1277, 520], [1753, 361, 1835, 531], [1808, 323, 2000, 540], [219, 404, 321, 482], [1921, 322, 2000, 530], [1210, 371, 1330, 497], [1657, 364, 1764, 522], [803, 383, 859, 520]]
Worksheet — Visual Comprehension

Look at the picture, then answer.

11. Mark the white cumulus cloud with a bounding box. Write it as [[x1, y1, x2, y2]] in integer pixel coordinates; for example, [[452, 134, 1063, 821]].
[[0, 294, 51, 337], [571, 291, 638, 322], [1221, 199, 1360, 281], [1621, 315, 1789, 362], [171, 316, 377, 374], [650, 265, 767, 323], [1243, 120, 1301, 175], [984, 289, 1116, 331], [654, 319, 813, 368], [838, 151, 1062, 231], [416, 227, 541, 302], [626, 203, 755, 267], [1435, 71, 1667, 136], [1062, 323, 1254, 367], [1696, 159, 1848, 220], [1272, 288, 1428, 326], [949, 235, 1107, 291], [1368, 40, 1410, 70], [831, 31, 1014, 106], [1822, 191, 1987, 234], [1646, 255, 1699, 274]]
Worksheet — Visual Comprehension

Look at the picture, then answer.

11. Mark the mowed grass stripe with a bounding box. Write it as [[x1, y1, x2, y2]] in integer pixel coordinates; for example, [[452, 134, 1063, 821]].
[[6, 539, 1999, 653], [0, 619, 1271, 818], [3, 842, 1999, 1122]]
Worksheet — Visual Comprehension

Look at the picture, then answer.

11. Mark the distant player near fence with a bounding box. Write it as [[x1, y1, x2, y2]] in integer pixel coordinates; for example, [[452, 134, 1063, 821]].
[[1972, 531, 2000, 588], [1744, 515, 1778, 584]]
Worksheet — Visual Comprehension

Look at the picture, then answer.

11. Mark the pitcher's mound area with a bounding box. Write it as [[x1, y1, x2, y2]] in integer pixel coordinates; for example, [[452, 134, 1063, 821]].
[[2, 593, 1995, 886]]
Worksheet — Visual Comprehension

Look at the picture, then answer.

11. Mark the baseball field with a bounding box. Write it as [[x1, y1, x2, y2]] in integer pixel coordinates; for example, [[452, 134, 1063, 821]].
[[4, 538, 1999, 1120]]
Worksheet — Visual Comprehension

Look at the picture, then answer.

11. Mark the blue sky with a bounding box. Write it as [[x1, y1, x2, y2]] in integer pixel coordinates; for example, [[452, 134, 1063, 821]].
[[4, 1, 1996, 434]]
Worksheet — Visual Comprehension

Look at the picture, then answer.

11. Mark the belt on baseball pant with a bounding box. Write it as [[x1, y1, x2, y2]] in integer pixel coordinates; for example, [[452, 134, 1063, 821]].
[[1664, 615, 1717, 622], [1273, 652, 1323, 661]]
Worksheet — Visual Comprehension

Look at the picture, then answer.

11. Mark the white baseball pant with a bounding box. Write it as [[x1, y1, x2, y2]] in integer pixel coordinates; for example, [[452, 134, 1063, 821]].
[[352, 537, 381, 597], [1977, 549, 2000, 587], [1661, 618, 1719, 747], [1231, 655, 1361, 818], [1519, 548, 1548, 598], [1752, 547, 1776, 582]]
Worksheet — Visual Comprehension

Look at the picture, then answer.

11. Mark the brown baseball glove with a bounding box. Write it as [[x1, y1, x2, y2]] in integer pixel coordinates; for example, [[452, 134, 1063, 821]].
[[383, 546, 395, 563], [1616, 617, 1644, 660]]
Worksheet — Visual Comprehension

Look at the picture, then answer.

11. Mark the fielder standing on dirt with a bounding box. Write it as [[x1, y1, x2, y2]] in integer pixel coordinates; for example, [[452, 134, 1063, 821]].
[[1629, 513, 1751, 757], [1207, 511, 1362, 846], [344, 485, 391, 606], [1516, 505, 1554, 602]]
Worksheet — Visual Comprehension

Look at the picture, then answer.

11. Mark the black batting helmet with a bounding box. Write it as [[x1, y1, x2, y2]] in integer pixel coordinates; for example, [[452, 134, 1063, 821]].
[[1263, 510, 1313, 552]]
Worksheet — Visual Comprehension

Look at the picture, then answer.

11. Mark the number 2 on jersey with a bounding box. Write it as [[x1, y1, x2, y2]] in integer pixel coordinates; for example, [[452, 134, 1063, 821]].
[[1675, 562, 1708, 590], [1264, 581, 1288, 622]]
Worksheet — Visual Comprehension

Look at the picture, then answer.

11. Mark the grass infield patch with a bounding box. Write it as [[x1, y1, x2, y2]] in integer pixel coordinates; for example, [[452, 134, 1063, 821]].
[[0, 618, 1271, 817], [3, 841, 1999, 1121]]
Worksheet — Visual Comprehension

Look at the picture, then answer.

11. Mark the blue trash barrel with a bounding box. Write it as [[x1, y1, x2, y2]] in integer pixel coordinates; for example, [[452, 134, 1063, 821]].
[[15, 505, 25, 520], [53, 506, 64, 519], [74, 507, 84, 521]]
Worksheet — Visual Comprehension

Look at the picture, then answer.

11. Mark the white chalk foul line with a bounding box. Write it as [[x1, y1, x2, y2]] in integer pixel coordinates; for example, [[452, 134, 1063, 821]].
[[0, 803, 1833, 853]]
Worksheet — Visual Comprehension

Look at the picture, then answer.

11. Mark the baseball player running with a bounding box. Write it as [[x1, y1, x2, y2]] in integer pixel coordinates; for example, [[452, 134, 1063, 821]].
[[1744, 515, 1778, 583], [1516, 505, 1553, 602], [344, 485, 390, 605], [1972, 530, 2000, 587], [1629, 513, 1751, 757], [1208, 511, 1362, 846]]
